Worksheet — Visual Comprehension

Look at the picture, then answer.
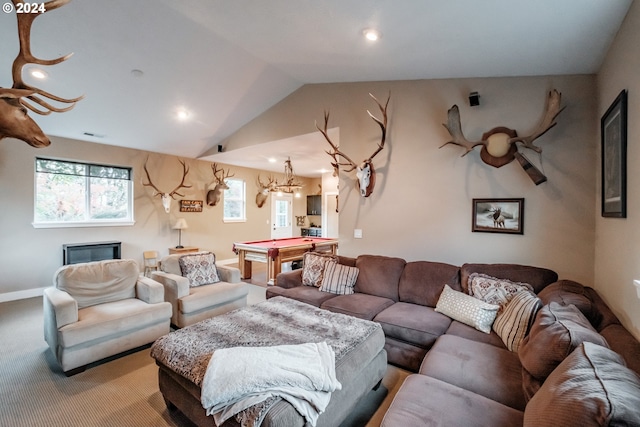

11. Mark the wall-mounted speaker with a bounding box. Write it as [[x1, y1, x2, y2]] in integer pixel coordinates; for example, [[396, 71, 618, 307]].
[[217, 144, 223, 152], [469, 91, 480, 107]]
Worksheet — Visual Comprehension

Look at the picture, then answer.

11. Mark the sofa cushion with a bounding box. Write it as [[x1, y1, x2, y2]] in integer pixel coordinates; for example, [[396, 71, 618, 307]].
[[460, 263, 558, 294], [266, 286, 338, 307], [178, 282, 248, 315], [301, 252, 338, 287], [599, 324, 640, 376], [420, 334, 527, 410], [435, 285, 499, 333], [468, 273, 534, 312], [58, 298, 172, 347], [54, 259, 138, 309], [381, 374, 524, 427], [319, 262, 359, 295], [493, 291, 542, 352], [518, 302, 609, 384], [523, 342, 640, 427], [354, 255, 406, 301], [374, 302, 452, 349], [444, 320, 506, 348], [179, 252, 220, 287], [321, 293, 394, 320], [397, 261, 461, 307]]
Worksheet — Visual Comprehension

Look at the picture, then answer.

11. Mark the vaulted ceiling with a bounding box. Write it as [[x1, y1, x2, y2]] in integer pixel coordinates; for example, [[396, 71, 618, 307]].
[[0, 0, 631, 176]]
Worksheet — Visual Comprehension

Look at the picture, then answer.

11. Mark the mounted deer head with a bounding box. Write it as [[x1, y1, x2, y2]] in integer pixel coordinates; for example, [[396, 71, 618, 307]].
[[0, 0, 83, 147], [143, 158, 191, 213], [440, 90, 564, 185], [207, 163, 234, 207], [316, 93, 389, 197], [255, 174, 275, 208]]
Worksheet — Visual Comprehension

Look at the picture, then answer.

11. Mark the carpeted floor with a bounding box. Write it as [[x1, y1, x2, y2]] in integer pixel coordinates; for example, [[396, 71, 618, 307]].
[[0, 284, 408, 427]]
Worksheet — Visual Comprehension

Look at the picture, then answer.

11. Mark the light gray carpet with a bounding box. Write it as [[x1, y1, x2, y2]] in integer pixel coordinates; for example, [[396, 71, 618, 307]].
[[0, 285, 408, 427]]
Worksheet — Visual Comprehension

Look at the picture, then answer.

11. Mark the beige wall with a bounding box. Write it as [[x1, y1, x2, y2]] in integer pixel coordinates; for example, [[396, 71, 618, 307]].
[[596, 0, 640, 339], [0, 136, 317, 298], [222, 76, 597, 287]]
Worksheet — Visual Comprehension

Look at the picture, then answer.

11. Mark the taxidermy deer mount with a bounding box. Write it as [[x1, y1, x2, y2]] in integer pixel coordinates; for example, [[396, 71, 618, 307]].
[[0, 0, 83, 147], [440, 90, 564, 185], [207, 163, 234, 207], [255, 174, 275, 208], [316, 93, 389, 197], [143, 158, 191, 213]]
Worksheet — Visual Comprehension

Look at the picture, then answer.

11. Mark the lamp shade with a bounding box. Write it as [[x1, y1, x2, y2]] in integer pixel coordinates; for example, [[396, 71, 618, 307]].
[[173, 218, 188, 230]]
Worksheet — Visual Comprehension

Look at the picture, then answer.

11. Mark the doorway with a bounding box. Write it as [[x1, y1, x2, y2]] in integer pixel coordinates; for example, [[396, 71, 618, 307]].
[[270, 193, 293, 239]]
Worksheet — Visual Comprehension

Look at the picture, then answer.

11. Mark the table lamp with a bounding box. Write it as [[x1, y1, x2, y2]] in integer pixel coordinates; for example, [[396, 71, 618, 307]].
[[173, 218, 188, 248]]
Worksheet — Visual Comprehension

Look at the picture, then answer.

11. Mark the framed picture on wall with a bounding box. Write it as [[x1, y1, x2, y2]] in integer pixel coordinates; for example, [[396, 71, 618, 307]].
[[472, 198, 524, 234], [180, 200, 203, 212], [601, 89, 627, 218]]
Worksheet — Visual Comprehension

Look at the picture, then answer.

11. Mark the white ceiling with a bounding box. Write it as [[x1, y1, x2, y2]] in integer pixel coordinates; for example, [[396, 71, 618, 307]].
[[0, 0, 632, 177]]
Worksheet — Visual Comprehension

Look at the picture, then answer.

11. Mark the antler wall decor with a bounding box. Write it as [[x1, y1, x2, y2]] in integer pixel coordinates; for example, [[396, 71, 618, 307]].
[[0, 0, 83, 147], [316, 93, 389, 197], [207, 163, 234, 206], [440, 90, 564, 185], [143, 158, 191, 213]]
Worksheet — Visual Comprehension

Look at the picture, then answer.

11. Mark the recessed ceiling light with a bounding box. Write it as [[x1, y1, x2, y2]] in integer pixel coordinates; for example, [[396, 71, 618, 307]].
[[362, 28, 381, 42], [268, 157, 277, 163], [175, 108, 191, 121], [29, 68, 48, 79]]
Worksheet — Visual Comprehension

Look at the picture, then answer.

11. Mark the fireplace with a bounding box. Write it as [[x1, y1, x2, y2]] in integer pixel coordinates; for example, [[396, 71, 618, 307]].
[[62, 241, 122, 265]]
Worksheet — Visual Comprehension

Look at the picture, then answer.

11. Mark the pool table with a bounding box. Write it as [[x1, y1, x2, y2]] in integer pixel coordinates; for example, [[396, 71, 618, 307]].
[[233, 237, 339, 285]]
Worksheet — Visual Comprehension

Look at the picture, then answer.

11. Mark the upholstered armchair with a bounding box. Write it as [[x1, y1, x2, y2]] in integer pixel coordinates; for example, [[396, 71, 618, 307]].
[[43, 259, 173, 375], [152, 251, 248, 328]]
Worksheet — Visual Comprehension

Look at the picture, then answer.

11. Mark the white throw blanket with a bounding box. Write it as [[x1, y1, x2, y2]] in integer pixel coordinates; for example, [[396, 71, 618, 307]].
[[201, 341, 342, 427]]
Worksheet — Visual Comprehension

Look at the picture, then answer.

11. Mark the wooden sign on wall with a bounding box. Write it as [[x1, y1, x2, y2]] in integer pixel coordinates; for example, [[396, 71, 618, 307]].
[[180, 200, 203, 212]]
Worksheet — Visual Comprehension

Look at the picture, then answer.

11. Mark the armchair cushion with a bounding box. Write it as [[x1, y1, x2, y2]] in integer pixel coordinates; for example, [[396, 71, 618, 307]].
[[178, 252, 220, 287], [54, 259, 138, 309]]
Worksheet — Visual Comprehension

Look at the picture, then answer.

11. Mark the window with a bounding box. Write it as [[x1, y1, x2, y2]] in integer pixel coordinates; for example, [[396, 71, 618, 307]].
[[34, 158, 134, 227], [223, 178, 246, 222]]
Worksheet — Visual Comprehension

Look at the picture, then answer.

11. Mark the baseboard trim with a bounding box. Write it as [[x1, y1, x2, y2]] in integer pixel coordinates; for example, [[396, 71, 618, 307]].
[[0, 287, 46, 303]]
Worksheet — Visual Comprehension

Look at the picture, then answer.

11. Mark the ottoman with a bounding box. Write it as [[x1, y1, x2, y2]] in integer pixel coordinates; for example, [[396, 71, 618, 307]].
[[151, 296, 387, 427]]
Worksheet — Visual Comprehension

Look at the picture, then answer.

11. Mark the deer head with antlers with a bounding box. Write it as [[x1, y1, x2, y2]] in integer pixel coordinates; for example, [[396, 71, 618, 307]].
[[255, 174, 275, 208], [0, 0, 83, 147], [143, 158, 191, 213], [207, 163, 234, 207], [439, 89, 564, 185], [316, 93, 389, 197]]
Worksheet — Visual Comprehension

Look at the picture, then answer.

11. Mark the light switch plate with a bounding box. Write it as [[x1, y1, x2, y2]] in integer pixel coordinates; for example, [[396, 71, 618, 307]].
[[354, 229, 363, 239], [634, 280, 640, 299]]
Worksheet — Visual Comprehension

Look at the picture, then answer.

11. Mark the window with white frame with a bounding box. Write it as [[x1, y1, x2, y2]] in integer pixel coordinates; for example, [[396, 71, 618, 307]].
[[223, 178, 246, 222], [34, 158, 134, 227]]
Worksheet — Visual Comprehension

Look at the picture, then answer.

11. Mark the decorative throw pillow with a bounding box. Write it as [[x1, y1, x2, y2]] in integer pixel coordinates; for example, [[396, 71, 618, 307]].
[[302, 252, 338, 287], [319, 262, 359, 295], [178, 252, 220, 287], [493, 290, 542, 352], [524, 342, 640, 427], [468, 272, 534, 313], [435, 284, 500, 333]]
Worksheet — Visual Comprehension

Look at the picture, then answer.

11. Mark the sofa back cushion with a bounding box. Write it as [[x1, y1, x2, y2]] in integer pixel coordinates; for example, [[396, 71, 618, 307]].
[[460, 263, 558, 294], [398, 261, 460, 307], [54, 259, 138, 309], [354, 255, 406, 301], [523, 342, 640, 427], [519, 303, 609, 383], [600, 324, 640, 376]]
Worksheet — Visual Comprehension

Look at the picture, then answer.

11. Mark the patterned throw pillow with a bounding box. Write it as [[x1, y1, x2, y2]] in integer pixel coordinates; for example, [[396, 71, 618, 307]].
[[178, 252, 220, 287], [468, 273, 534, 313], [493, 291, 542, 352], [435, 284, 500, 333], [319, 262, 359, 295], [302, 252, 338, 287]]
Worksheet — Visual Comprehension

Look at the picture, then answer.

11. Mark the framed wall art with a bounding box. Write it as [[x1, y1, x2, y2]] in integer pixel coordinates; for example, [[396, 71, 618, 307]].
[[180, 200, 203, 212], [472, 198, 524, 234], [601, 89, 627, 218]]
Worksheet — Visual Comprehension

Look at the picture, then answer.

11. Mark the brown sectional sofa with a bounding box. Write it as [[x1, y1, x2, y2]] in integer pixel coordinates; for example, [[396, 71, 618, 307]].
[[266, 254, 640, 426]]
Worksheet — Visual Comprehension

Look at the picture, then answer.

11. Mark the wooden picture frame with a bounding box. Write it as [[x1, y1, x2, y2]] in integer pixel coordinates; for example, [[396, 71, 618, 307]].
[[601, 90, 627, 218], [179, 200, 203, 212], [472, 198, 524, 234]]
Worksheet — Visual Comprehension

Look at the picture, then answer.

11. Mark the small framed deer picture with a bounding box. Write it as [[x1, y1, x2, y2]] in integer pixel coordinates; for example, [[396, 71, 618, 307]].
[[472, 198, 524, 234]]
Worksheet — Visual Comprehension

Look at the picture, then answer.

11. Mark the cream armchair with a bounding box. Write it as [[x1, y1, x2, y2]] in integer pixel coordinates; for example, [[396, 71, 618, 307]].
[[152, 252, 248, 328], [43, 259, 172, 375]]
